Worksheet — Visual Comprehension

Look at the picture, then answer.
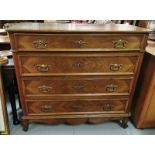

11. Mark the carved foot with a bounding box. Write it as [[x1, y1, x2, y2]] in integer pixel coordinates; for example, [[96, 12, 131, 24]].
[[23, 126, 29, 132], [119, 118, 128, 129], [22, 120, 29, 132]]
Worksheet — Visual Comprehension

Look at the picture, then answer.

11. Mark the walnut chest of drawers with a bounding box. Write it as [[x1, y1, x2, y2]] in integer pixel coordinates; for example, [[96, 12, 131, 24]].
[[7, 23, 149, 131]]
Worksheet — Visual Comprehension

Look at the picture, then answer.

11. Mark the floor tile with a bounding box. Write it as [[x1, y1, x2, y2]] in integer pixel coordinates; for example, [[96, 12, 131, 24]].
[[10, 123, 74, 135], [73, 122, 128, 135], [127, 121, 155, 135]]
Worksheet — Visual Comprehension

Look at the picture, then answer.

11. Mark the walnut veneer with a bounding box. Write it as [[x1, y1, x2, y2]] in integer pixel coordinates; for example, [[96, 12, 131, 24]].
[[6, 23, 149, 131]]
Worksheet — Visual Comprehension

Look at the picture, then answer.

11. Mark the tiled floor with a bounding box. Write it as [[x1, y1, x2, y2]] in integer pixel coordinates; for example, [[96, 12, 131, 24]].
[[8, 117, 155, 135], [7, 101, 155, 135]]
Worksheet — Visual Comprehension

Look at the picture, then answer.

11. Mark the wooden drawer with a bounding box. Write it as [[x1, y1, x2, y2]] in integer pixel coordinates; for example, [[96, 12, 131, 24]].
[[14, 34, 143, 50], [19, 54, 138, 75], [23, 77, 132, 97], [26, 99, 127, 115]]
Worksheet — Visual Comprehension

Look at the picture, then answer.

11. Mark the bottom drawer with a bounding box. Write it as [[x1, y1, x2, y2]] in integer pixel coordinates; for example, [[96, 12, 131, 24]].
[[26, 99, 128, 115]]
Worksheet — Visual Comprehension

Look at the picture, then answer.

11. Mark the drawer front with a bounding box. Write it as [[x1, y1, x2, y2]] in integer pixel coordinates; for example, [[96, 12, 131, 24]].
[[23, 77, 132, 96], [19, 54, 138, 75], [27, 99, 127, 114], [15, 34, 143, 50]]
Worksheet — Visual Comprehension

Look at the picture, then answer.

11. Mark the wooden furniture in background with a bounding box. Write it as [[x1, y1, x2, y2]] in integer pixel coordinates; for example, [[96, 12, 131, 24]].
[[132, 40, 155, 128], [0, 29, 7, 35], [112, 20, 149, 28], [0, 30, 8, 135], [0, 33, 10, 50], [0, 56, 9, 135], [0, 35, 20, 125], [0, 20, 44, 29], [1, 56, 20, 125], [7, 23, 149, 131]]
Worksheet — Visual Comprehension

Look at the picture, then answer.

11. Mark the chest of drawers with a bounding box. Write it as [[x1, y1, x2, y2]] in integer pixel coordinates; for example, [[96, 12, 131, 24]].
[[7, 23, 149, 131]]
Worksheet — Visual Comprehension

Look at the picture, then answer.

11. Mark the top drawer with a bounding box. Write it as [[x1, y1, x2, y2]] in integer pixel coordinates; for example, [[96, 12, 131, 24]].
[[14, 34, 143, 51]]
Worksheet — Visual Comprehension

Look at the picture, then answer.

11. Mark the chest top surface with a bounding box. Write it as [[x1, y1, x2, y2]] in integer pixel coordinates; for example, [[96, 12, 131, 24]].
[[6, 23, 150, 33]]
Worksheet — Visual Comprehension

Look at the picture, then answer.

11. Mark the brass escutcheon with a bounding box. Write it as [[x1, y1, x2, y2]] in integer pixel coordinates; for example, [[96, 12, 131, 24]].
[[38, 85, 52, 93], [32, 39, 48, 49], [106, 84, 118, 92], [40, 105, 52, 112], [74, 39, 87, 46], [103, 104, 113, 111], [72, 82, 87, 90]]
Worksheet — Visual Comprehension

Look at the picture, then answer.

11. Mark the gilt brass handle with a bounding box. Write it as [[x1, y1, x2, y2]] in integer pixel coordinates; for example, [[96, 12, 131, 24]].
[[35, 64, 50, 72], [106, 84, 118, 92], [40, 105, 52, 112], [74, 40, 87, 46], [113, 39, 128, 49], [32, 39, 48, 49], [38, 85, 52, 93], [110, 64, 123, 71], [103, 104, 113, 111]]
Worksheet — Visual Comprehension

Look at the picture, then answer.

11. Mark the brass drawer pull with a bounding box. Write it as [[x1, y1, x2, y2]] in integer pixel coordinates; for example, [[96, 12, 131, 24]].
[[103, 104, 113, 111], [38, 85, 52, 93], [32, 39, 48, 49], [106, 84, 118, 92], [72, 83, 87, 90], [112, 39, 128, 49], [40, 105, 52, 112], [74, 39, 87, 46], [110, 64, 123, 71], [35, 64, 50, 72]]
